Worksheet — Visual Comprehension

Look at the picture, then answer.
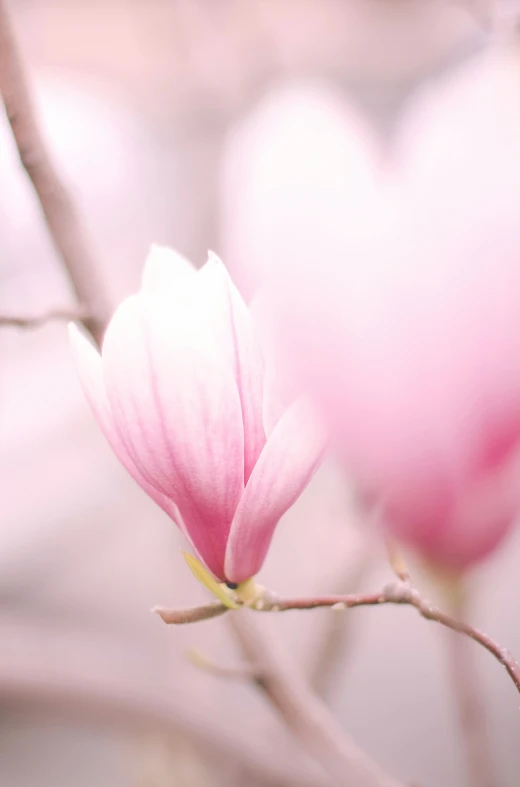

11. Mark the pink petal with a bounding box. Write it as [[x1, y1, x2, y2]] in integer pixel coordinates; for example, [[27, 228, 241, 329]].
[[69, 323, 187, 535], [197, 253, 266, 483], [224, 399, 326, 582], [100, 293, 244, 579]]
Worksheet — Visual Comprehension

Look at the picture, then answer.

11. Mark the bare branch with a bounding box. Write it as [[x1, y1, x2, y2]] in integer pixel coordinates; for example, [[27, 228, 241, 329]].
[[0, 307, 92, 330], [159, 599, 406, 785], [0, 0, 111, 346], [157, 581, 520, 697], [272, 582, 520, 695], [228, 611, 404, 787]]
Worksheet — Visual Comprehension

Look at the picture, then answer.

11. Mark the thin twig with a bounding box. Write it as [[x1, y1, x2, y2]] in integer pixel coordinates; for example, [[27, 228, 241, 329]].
[[0, 0, 111, 346], [228, 611, 404, 787], [157, 581, 520, 695], [274, 583, 520, 694], [0, 307, 92, 330]]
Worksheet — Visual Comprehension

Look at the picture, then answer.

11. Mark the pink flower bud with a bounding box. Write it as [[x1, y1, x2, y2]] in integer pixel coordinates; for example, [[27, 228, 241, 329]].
[[222, 47, 520, 572], [70, 247, 324, 584]]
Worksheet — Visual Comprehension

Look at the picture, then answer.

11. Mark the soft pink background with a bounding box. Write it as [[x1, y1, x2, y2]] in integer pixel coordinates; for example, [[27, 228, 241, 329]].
[[1, 2, 519, 786]]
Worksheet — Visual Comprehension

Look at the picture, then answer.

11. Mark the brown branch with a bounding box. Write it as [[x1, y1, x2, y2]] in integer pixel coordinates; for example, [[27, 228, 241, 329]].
[[0, 307, 92, 330], [0, 0, 111, 346], [157, 581, 520, 696], [273, 583, 520, 694], [228, 611, 404, 787], [160, 602, 405, 785]]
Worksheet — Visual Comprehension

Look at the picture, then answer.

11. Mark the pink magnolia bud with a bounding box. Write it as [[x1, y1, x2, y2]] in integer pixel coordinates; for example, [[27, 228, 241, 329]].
[[70, 247, 324, 584], [222, 47, 520, 572]]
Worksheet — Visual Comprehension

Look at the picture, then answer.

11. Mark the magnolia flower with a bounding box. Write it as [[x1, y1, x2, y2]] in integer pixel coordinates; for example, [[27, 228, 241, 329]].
[[221, 46, 520, 572], [70, 247, 323, 584]]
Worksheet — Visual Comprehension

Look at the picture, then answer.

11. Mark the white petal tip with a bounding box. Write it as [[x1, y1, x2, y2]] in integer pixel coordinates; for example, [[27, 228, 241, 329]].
[[205, 250, 227, 270], [68, 320, 98, 355], [201, 251, 233, 287], [142, 245, 195, 292]]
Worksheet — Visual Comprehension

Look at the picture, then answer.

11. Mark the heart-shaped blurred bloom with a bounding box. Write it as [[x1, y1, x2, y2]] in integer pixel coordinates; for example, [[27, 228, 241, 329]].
[[70, 247, 324, 583], [220, 46, 520, 572]]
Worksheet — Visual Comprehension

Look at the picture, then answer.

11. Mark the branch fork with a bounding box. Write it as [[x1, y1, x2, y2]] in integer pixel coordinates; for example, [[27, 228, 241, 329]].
[[154, 579, 520, 696]]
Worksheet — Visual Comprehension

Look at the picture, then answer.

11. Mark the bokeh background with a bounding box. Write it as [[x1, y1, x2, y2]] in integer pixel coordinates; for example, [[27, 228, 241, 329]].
[[1, 1, 519, 785]]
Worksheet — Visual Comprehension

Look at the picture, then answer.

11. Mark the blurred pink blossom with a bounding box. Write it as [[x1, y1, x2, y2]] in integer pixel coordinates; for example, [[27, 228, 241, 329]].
[[222, 45, 520, 572], [69, 247, 323, 584]]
